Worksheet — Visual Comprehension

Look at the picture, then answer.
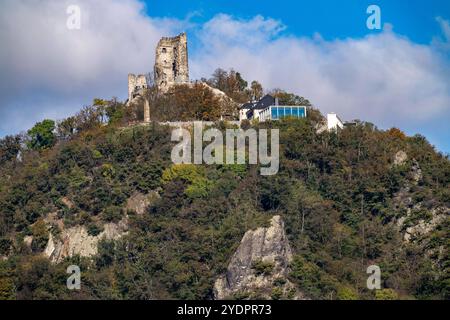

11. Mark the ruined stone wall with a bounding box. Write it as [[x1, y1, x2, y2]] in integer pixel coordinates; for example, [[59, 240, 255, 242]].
[[154, 32, 189, 92], [128, 74, 148, 101]]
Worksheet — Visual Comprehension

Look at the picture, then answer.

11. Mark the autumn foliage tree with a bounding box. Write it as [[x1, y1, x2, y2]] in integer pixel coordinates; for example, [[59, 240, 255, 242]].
[[150, 83, 222, 121], [206, 68, 250, 103]]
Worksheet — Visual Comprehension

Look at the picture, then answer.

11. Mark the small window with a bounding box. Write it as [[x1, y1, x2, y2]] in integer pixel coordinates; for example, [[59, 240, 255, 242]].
[[162, 48, 167, 53]]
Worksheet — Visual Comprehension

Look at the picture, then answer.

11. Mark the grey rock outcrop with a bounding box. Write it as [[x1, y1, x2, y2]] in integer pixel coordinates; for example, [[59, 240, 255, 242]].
[[410, 159, 423, 183], [392, 153, 447, 244], [44, 220, 127, 264], [126, 191, 160, 215], [392, 151, 422, 183], [393, 150, 408, 166], [23, 235, 33, 248], [402, 207, 448, 242], [214, 216, 303, 300]]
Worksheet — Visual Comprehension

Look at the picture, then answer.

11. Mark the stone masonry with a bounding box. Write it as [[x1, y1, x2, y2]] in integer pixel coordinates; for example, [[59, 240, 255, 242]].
[[128, 74, 148, 101], [154, 32, 189, 92], [127, 74, 150, 122]]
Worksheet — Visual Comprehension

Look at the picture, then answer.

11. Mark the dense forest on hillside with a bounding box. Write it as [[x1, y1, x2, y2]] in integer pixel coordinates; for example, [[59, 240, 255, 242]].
[[0, 74, 449, 300]]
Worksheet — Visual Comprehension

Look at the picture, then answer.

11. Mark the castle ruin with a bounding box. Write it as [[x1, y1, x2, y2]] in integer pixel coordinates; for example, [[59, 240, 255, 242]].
[[126, 32, 190, 122], [128, 74, 148, 101], [154, 32, 189, 92], [127, 74, 150, 122]]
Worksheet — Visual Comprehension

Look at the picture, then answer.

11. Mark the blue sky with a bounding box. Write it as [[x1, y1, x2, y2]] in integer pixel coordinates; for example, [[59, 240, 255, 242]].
[[143, 0, 449, 43], [0, 0, 449, 153]]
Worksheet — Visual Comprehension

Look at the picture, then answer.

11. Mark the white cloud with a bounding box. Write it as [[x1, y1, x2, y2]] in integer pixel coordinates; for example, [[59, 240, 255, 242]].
[[190, 14, 450, 135], [0, 0, 183, 134], [436, 17, 450, 41], [0, 3, 449, 151], [433, 16, 450, 51]]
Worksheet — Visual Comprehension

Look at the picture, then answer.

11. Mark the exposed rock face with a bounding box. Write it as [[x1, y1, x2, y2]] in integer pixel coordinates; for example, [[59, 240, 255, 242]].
[[44, 220, 127, 264], [401, 207, 448, 242], [392, 151, 422, 183], [43, 191, 159, 263], [393, 150, 408, 166], [126, 191, 160, 215], [410, 159, 423, 183], [23, 236, 33, 248], [393, 153, 422, 212], [154, 33, 189, 92], [214, 216, 303, 300], [393, 153, 448, 245], [61, 197, 74, 209]]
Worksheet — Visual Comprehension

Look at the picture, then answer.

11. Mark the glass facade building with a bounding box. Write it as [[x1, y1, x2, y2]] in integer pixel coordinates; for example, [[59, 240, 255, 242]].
[[258, 106, 307, 122]]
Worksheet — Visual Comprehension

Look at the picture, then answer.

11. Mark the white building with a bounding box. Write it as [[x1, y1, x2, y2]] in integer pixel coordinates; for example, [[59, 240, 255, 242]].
[[327, 113, 344, 131], [239, 104, 253, 121], [240, 95, 308, 122]]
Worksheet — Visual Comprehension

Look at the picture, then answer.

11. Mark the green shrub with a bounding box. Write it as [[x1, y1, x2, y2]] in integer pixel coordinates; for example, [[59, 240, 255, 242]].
[[27, 119, 56, 150], [375, 288, 398, 300], [87, 224, 104, 236], [0, 277, 15, 300], [30, 219, 49, 252], [252, 259, 274, 276], [271, 287, 283, 300], [102, 206, 123, 223], [336, 286, 358, 300], [0, 238, 12, 255], [232, 291, 250, 300], [273, 277, 287, 287]]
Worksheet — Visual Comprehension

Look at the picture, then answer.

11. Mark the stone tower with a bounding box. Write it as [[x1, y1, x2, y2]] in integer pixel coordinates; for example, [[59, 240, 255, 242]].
[[154, 32, 189, 92], [128, 74, 148, 101], [127, 74, 150, 122]]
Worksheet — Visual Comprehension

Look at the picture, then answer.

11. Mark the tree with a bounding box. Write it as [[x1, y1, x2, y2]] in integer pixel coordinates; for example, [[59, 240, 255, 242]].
[[209, 68, 228, 91], [270, 89, 311, 106], [157, 84, 222, 121], [250, 81, 263, 100], [336, 286, 358, 300], [375, 288, 398, 300], [104, 99, 128, 125], [387, 127, 406, 140], [27, 119, 56, 150], [234, 71, 248, 92], [0, 277, 15, 300], [56, 117, 77, 140], [0, 135, 21, 165], [207, 68, 249, 102]]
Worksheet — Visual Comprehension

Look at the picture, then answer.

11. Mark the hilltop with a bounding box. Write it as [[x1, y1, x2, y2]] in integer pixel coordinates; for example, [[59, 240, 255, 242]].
[[0, 75, 449, 300]]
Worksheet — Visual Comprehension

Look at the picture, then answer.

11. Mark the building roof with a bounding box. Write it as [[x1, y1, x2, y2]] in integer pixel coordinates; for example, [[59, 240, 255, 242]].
[[254, 95, 275, 110], [240, 95, 275, 110], [239, 102, 256, 110]]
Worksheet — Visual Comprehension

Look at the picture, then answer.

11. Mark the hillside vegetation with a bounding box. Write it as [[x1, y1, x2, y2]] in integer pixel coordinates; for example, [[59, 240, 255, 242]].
[[0, 81, 448, 300]]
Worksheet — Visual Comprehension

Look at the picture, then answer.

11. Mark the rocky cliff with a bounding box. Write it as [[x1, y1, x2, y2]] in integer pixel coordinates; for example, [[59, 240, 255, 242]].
[[393, 151, 448, 242], [41, 191, 159, 263], [44, 220, 128, 263], [214, 215, 304, 300]]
